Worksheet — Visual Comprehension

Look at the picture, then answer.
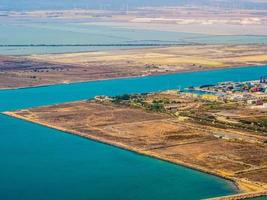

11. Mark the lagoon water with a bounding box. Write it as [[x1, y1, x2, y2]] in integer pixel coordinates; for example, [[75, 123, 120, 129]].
[[1, 66, 267, 199], [1, 21, 267, 55]]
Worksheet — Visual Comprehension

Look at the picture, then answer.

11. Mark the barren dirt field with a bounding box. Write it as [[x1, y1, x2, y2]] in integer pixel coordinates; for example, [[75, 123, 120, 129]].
[[1, 44, 267, 89], [0, 55, 143, 89], [5, 100, 267, 195]]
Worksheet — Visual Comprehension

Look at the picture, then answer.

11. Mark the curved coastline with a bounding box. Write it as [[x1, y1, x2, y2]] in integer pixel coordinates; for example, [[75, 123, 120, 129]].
[[4, 111, 267, 199], [1, 65, 267, 199], [3, 112, 240, 195]]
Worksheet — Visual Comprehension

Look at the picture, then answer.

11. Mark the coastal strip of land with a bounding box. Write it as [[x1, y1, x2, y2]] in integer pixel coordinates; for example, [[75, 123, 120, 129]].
[[1, 44, 267, 89], [4, 91, 267, 199]]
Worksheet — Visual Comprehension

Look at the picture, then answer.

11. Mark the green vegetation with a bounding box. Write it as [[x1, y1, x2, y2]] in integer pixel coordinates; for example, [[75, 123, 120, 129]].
[[111, 94, 147, 107], [111, 94, 167, 112], [147, 101, 165, 112], [238, 118, 267, 134], [204, 102, 240, 110]]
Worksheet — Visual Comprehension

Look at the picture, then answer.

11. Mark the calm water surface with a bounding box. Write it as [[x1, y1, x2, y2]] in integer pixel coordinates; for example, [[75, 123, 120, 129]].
[[1, 65, 267, 112], [1, 21, 267, 55], [1, 66, 267, 200], [0, 114, 236, 200]]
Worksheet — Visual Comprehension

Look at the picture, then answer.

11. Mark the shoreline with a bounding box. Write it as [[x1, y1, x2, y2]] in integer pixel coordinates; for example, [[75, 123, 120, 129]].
[[1, 63, 266, 91], [3, 111, 267, 199]]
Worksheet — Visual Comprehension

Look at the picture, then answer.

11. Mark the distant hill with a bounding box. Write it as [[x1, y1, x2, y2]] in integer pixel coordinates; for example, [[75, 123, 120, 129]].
[[0, 0, 267, 11]]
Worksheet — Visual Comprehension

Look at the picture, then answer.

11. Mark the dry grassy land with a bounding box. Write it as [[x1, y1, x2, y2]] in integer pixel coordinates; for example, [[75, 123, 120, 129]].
[[1, 44, 267, 89], [5, 98, 267, 196]]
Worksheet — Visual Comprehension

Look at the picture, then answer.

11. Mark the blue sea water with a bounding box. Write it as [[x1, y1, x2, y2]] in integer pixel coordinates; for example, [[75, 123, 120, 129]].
[[0, 114, 236, 200], [1, 66, 267, 200], [0, 1, 267, 199]]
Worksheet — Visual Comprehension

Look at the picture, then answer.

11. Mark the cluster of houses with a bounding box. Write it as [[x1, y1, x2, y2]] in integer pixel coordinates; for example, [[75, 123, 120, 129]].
[[94, 78, 267, 113], [192, 79, 267, 106], [201, 81, 267, 94]]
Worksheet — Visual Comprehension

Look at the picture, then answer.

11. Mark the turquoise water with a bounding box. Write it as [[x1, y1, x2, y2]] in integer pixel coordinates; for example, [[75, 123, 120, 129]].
[[1, 66, 267, 200], [1, 21, 267, 55], [0, 114, 235, 200], [1, 65, 267, 112]]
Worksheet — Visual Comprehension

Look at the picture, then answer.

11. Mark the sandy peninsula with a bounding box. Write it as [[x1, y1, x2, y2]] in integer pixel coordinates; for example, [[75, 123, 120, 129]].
[[4, 91, 267, 199]]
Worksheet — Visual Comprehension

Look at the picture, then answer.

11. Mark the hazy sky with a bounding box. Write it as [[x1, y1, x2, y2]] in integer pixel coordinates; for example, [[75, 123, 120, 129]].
[[0, 0, 266, 10]]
